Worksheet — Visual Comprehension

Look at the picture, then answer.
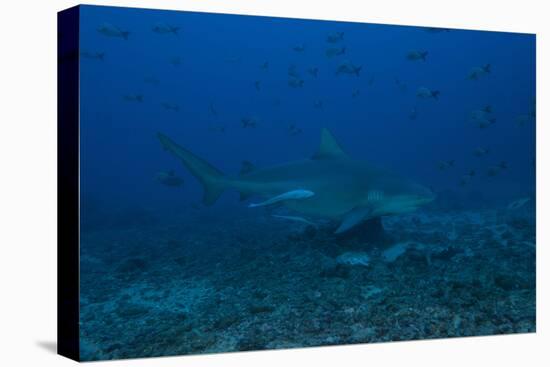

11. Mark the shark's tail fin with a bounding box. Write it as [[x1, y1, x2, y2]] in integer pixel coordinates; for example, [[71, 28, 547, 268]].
[[157, 133, 226, 205]]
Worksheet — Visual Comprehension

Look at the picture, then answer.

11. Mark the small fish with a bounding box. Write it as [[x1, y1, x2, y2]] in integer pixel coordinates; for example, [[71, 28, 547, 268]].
[[288, 64, 300, 78], [487, 161, 507, 177], [152, 22, 180, 35], [326, 32, 344, 43], [144, 76, 160, 85], [241, 117, 258, 128], [80, 50, 105, 60], [408, 107, 418, 120], [396, 78, 408, 93], [288, 78, 305, 88], [308, 67, 319, 78], [368, 75, 375, 86], [260, 61, 269, 70], [326, 46, 346, 58], [272, 214, 318, 227], [249, 189, 315, 208], [157, 170, 183, 187], [170, 56, 182, 67], [473, 147, 489, 157], [288, 124, 303, 136], [123, 94, 143, 102], [482, 105, 492, 113], [161, 102, 180, 112], [240, 160, 256, 175], [314, 100, 324, 109], [336, 61, 361, 76], [208, 124, 225, 133], [459, 170, 476, 186], [293, 44, 306, 52], [470, 105, 493, 121], [352, 89, 360, 98], [468, 64, 491, 80], [254, 80, 261, 91], [507, 197, 530, 210], [97, 23, 130, 40], [406, 50, 428, 61], [475, 116, 496, 129], [417, 87, 440, 99], [437, 160, 454, 170]]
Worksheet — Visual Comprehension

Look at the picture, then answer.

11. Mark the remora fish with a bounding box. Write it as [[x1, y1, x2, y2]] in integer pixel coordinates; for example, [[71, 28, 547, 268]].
[[157, 128, 435, 234], [249, 189, 315, 208]]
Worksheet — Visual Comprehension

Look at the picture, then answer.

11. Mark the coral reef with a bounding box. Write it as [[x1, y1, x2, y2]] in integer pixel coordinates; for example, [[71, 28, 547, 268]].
[[79, 207, 536, 360]]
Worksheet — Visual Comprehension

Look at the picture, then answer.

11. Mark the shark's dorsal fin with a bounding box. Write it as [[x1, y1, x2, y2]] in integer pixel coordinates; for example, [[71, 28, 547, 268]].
[[312, 128, 348, 160]]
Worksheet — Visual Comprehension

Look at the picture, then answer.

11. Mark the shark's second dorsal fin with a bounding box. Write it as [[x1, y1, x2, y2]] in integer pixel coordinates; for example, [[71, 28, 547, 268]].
[[312, 128, 348, 160]]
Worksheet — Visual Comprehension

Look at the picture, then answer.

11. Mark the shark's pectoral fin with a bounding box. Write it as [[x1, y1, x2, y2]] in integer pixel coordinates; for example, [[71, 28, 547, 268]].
[[335, 207, 373, 234]]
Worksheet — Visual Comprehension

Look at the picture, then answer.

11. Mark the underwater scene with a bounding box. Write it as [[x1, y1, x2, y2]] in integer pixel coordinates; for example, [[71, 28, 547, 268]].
[[77, 5, 536, 361]]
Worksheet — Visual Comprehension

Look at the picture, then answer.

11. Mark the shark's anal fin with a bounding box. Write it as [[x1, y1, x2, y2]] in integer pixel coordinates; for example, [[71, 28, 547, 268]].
[[312, 128, 348, 160], [335, 207, 373, 234]]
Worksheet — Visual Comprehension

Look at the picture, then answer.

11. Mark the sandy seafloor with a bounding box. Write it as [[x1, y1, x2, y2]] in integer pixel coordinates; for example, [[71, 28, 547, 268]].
[[79, 205, 535, 361]]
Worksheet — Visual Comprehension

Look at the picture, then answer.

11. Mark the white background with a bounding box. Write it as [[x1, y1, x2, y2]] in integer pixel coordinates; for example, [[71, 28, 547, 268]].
[[0, 0, 547, 365]]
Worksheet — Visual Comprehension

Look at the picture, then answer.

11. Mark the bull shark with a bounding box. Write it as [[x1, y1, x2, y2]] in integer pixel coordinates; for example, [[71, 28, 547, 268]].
[[157, 128, 435, 233]]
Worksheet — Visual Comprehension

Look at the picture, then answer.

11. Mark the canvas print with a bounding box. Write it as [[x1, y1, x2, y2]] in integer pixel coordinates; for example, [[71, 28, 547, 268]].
[[58, 4, 536, 361]]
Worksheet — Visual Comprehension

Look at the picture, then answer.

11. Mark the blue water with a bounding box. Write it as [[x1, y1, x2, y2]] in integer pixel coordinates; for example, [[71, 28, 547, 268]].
[[76, 5, 535, 361]]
